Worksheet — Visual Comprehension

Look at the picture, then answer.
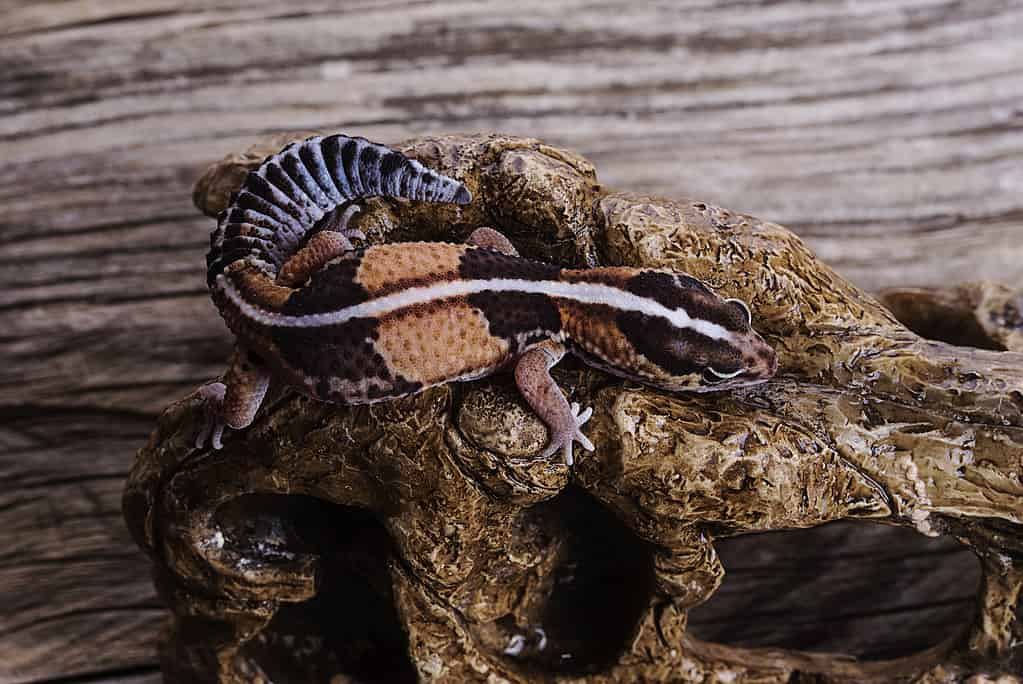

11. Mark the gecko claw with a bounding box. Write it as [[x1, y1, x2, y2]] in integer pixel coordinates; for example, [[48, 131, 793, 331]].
[[194, 382, 228, 450], [333, 204, 364, 242]]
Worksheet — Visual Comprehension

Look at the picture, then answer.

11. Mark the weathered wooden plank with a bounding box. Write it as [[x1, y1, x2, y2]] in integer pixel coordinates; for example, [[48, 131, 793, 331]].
[[0, 417, 164, 683], [0, 297, 224, 413], [1, 1, 1018, 682]]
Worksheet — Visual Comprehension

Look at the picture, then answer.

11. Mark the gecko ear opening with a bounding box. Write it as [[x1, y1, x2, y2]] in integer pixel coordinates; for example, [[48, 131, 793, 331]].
[[725, 298, 753, 327]]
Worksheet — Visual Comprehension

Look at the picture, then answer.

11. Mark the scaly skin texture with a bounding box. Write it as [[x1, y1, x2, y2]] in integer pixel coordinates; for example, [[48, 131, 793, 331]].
[[124, 133, 1023, 684]]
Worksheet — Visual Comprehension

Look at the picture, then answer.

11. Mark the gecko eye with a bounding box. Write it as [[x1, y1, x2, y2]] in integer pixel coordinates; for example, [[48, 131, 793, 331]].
[[724, 298, 752, 327], [703, 366, 744, 384]]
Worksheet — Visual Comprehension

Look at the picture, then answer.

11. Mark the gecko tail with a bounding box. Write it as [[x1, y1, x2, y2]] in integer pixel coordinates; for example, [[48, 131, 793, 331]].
[[205, 134, 472, 286]]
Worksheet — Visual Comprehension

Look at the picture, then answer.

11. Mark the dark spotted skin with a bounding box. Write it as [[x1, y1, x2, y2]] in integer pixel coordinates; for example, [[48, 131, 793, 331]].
[[267, 245, 568, 396], [272, 316, 423, 403], [459, 248, 562, 282], [468, 290, 562, 353], [624, 270, 749, 334], [617, 311, 740, 378], [280, 256, 367, 315]]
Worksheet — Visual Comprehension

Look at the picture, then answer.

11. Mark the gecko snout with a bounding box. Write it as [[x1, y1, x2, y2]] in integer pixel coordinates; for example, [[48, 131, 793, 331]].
[[743, 334, 778, 382]]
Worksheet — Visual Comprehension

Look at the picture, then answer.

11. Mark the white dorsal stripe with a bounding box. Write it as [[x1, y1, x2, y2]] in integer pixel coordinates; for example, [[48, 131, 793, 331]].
[[217, 274, 731, 340]]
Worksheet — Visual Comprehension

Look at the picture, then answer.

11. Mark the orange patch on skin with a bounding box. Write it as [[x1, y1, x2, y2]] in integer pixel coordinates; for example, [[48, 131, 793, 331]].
[[375, 301, 510, 385], [561, 267, 638, 287], [557, 300, 649, 374], [224, 262, 293, 310], [356, 242, 466, 296]]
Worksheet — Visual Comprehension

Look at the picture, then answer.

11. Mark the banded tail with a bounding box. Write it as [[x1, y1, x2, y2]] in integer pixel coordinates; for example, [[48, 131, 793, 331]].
[[205, 134, 472, 286]]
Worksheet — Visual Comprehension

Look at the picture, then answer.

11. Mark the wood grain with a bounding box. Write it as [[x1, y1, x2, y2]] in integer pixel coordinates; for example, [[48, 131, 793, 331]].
[[0, 1, 1018, 682], [0, 414, 166, 682]]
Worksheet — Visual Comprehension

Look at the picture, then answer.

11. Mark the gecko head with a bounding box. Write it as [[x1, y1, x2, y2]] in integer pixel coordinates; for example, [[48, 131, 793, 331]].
[[599, 271, 778, 393], [684, 295, 779, 392]]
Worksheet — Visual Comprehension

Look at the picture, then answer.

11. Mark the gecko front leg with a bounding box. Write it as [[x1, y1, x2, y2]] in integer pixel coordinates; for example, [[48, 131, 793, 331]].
[[466, 228, 592, 464], [514, 339, 594, 466], [195, 348, 270, 449]]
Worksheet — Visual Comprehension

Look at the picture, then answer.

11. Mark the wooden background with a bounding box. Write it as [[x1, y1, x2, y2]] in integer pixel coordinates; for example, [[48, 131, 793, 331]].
[[1, 1, 1020, 682]]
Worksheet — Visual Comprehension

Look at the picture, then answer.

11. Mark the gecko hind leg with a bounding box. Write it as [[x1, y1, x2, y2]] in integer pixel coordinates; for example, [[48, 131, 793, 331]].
[[467, 226, 519, 256], [276, 204, 363, 287], [513, 339, 594, 466], [194, 348, 271, 450]]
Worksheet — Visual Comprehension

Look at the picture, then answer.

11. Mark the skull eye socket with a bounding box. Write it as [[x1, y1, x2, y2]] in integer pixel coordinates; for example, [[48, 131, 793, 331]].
[[703, 366, 743, 384], [725, 298, 752, 327]]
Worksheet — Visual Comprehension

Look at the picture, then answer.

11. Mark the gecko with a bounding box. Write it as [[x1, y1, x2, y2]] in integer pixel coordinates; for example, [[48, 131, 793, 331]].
[[197, 134, 778, 464]]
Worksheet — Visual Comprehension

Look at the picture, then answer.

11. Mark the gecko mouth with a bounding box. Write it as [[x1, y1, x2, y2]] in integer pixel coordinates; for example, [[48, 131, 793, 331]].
[[701, 343, 777, 388], [742, 335, 779, 382], [759, 346, 780, 378]]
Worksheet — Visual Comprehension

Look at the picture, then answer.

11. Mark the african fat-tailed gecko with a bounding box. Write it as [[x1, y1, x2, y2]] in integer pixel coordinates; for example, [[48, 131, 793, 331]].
[[197, 134, 777, 464]]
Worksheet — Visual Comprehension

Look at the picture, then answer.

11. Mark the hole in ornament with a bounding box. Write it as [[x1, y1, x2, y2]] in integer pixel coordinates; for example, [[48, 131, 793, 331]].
[[880, 292, 1006, 351], [491, 486, 656, 676], [686, 521, 980, 660], [217, 495, 416, 684]]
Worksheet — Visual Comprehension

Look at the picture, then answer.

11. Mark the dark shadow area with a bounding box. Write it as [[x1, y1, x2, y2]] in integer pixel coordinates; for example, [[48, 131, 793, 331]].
[[215, 495, 416, 684], [880, 290, 1006, 351], [686, 521, 980, 660], [494, 486, 656, 676]]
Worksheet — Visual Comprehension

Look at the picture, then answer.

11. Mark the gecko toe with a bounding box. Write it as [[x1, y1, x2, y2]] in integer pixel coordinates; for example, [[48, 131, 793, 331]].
[[194, 412, 227, 450], [211, 423, 225, 450], [336, 204, 363, 237], [577, 432, 595, 452]]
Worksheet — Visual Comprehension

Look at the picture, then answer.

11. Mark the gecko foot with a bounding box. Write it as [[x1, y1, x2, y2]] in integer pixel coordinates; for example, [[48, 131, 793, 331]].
[[277, 205, 364, 287], [539, 402, 595, 466], [194, 382, 228, 450], [513, 340, 594, 467], [324, 203, 365, 242]]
